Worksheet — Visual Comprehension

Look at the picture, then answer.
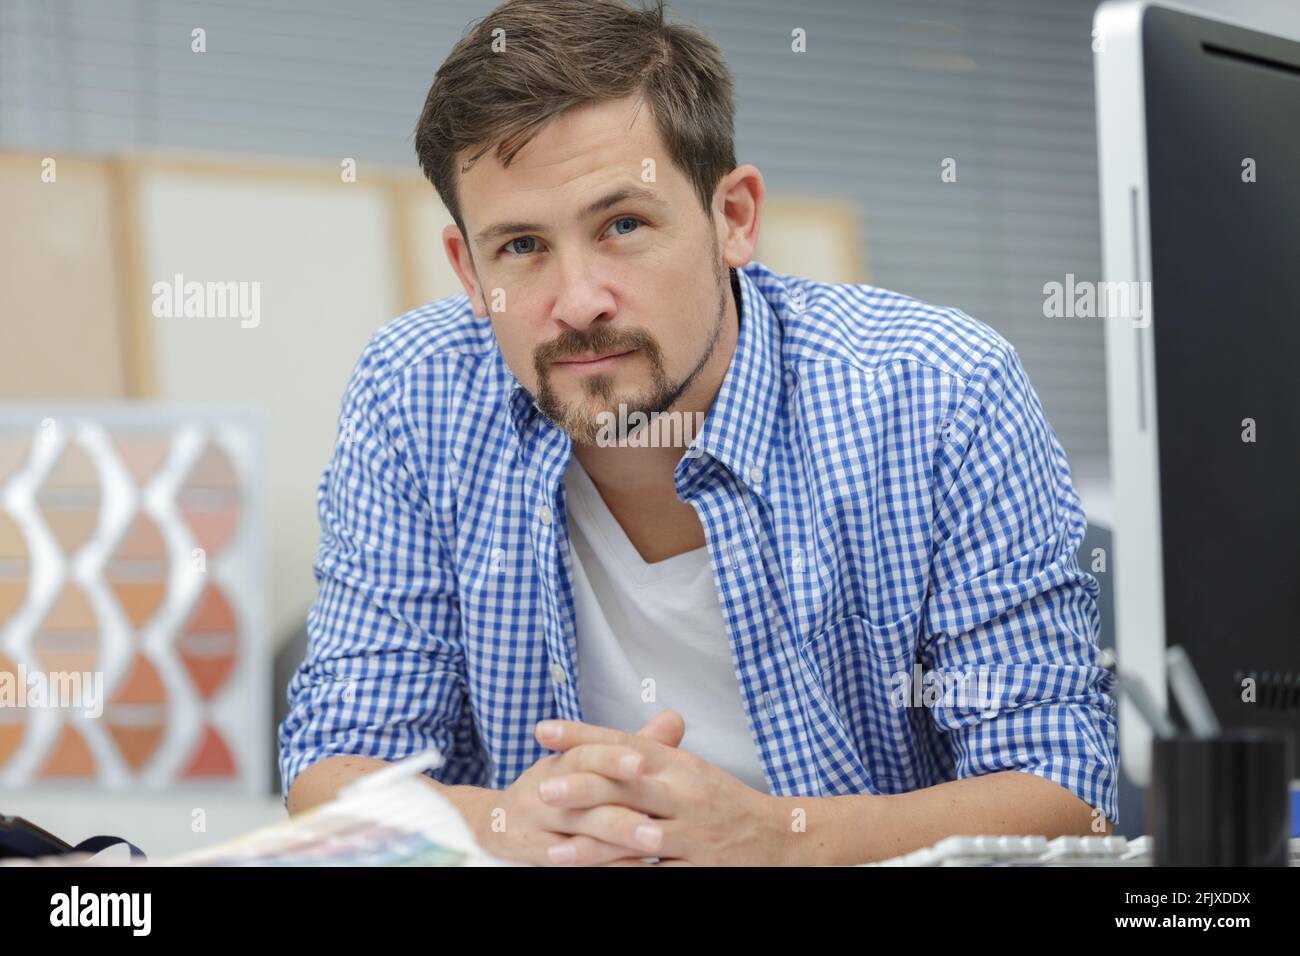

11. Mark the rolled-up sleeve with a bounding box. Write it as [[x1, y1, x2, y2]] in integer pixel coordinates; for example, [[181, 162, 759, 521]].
[[921, 337, 1118, 824], [277, 340, 486, 802]]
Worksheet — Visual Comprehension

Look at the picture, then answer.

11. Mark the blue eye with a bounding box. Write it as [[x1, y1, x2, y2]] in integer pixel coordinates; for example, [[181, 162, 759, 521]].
[[505, 236, 538, 256], [501, 217, 641, 257]]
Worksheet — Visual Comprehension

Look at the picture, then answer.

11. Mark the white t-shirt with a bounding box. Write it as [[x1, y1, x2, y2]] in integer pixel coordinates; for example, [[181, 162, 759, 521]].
[[562, 455, 770, 794]]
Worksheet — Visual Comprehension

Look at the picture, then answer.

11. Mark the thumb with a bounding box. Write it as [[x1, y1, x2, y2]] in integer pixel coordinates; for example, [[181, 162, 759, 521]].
[[635, 708, 685, 748]]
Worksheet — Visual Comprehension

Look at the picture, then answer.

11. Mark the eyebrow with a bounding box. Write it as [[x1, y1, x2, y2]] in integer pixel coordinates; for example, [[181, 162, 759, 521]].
[[472, 185, 669, 250]]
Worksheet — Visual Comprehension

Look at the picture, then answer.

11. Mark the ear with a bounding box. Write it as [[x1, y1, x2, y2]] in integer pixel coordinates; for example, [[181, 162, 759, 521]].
[[713, 163, 764, 271], [442, 222, 489, 316], [635, 708, 686, 748]]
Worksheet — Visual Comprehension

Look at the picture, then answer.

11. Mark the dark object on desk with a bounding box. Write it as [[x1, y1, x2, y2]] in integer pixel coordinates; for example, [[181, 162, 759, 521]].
[[1150, 729, 1292, 866], [0, 813, 147, 861]]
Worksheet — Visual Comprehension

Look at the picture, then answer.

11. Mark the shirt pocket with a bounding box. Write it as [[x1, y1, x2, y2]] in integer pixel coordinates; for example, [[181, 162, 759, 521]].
[[802, 610, 920, 673], [799, 611, 926, 793]]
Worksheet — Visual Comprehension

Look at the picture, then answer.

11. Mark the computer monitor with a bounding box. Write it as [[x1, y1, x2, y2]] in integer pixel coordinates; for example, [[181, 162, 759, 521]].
[[1095, 0, 1300, 787]]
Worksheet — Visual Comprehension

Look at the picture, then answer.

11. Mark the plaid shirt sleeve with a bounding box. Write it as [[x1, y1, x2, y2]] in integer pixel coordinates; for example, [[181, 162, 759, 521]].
[[920, 335, 1119, 824], [277, 340, 486, 802]]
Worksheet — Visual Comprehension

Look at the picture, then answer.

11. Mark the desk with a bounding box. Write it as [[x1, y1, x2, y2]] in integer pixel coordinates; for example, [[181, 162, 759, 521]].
[[2, 792, 286, 860]]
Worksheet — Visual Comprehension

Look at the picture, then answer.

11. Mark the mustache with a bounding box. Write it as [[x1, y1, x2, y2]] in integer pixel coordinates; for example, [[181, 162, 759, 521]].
[[533, 327, 661, 373]]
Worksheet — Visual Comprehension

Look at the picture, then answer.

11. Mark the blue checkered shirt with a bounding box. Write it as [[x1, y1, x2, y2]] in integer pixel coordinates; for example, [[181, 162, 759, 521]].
[[279, 260, 1118, 823]]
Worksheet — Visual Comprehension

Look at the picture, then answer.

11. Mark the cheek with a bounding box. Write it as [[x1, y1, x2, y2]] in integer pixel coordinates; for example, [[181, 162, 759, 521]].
[[659, 283, 713, 357], [489, 320, 540, 385]]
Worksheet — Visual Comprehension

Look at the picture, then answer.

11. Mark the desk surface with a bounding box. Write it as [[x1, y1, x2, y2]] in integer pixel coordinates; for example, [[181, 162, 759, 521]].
[[3, 792, 286, 860]]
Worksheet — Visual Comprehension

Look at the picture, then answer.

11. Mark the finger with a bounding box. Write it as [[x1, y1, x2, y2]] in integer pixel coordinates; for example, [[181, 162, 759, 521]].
[[518, 829, 631, 868], [549, 805, 665, 856], [540, 767, 671, 816], [544, 834, 662, 867], [538, 770, 627, 809], [635, 709, 685, 748], [551, 743, 648, 781], [535, 719, 636, 751]]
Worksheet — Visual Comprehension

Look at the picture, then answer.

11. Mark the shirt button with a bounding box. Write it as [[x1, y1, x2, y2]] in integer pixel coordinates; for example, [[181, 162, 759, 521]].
[[549, 663, 568, 685], [748, 467, 763, 484], [538, 505, 553, 526]]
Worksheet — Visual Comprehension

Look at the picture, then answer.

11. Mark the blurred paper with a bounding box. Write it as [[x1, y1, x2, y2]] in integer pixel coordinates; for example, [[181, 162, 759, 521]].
[[2, 749, 515, 867], [169, 750, 508, 866]]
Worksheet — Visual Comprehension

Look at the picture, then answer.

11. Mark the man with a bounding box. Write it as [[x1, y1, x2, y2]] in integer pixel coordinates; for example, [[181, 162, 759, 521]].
[[279, 0, 1117, 866]]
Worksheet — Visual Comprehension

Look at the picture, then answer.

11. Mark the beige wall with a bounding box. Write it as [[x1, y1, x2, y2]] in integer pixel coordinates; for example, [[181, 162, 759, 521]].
[[0, 155, 132, 399]]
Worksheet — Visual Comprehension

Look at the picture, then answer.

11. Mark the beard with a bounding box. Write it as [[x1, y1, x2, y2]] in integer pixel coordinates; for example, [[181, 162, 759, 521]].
[[532, 246, 729, 447]]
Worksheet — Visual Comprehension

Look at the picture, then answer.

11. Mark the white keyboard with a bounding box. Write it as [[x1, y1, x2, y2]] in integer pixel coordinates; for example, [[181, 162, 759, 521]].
[[865, 835, 1300, 866]]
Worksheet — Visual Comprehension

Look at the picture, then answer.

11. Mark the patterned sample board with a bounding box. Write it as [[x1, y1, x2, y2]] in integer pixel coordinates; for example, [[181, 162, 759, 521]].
[[0, 406, 267, 792]]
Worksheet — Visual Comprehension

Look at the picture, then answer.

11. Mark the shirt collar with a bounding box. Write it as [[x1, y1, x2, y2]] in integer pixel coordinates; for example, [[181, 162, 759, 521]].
[[506, 264, 783, 497], [508, 375, 539, 449], [681, 264, 781, 497]]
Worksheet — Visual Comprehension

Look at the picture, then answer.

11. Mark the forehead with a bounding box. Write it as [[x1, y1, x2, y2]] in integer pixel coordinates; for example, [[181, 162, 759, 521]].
[[457, 95, 685, 217]]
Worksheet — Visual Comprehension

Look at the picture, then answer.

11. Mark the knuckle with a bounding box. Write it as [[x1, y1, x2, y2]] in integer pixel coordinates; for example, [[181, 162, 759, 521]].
[[536, 754, 560, 773], [608, 745, 640, 776]]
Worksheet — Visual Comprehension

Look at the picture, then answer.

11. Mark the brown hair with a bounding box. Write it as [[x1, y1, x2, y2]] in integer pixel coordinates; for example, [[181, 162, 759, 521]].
[[414, 0, 736, 236]]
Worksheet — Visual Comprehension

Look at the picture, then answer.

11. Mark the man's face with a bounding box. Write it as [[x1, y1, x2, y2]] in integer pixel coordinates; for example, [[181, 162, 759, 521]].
[[450, 95, 730, 444]]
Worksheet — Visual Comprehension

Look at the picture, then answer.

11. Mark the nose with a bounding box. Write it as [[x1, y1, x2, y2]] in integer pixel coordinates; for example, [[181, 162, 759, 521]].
[[549, 249, 617, 333]]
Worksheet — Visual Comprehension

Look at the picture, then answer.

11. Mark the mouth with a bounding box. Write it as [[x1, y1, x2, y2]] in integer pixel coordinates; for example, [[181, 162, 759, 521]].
[[552, 348, 639, 372]]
